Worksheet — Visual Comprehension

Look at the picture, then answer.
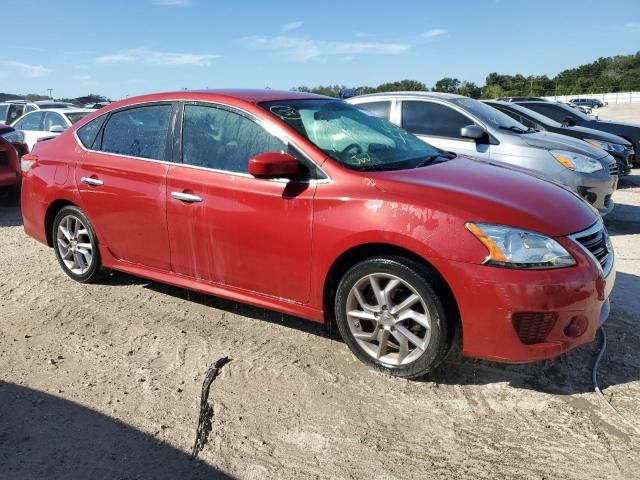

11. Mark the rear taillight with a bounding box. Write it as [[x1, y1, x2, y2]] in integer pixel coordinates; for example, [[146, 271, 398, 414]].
[[21, 154, 38, 173]]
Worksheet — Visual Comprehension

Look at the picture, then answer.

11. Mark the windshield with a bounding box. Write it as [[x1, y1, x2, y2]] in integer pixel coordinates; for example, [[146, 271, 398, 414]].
[[451, 97, 533, 132], [0, 105, 8, 121], [65, 112, 91, 124], [555, 102, 592, 121], [493, 102, 563, 128], [259, 99, 441, 171]]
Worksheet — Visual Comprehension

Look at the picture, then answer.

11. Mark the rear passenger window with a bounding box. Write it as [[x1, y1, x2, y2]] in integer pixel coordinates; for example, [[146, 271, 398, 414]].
[[77, 115, 106, 149], [101, 104, 172, 160], [357, 101, 392, 120], [182, 105, 286, 173], [15, 112, 42, 131], [402, 101, 473, 138]]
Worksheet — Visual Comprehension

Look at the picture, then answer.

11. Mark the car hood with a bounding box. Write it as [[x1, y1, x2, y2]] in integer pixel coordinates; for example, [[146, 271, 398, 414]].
[[370, 156, 598, 238], [562, 125, 632, 146], [518, 131, 608, 158]]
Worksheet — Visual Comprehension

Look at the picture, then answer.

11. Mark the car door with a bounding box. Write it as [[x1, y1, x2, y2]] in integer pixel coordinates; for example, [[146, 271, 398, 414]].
[[12, 111, 44, 151], [400, 100, 490, 158], [75, 103, 175, 270], [166, 102, 315, 303]]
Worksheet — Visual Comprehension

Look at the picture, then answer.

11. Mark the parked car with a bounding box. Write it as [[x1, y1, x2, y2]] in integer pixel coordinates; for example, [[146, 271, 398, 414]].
[[21, 90, 615, 379], [348, 92, 618, 215], [0, 101, 37, 125], [84, 102, 111, 110], [11, 108, 93, 151], [496, 96, 547, 102], [32, 100, 77, 110], [566, 102, 592, 115], [484, 100, 634, 176], [570, 98, 606, 109], [515, 101, 640, 166], [0, 124, 28, 194]]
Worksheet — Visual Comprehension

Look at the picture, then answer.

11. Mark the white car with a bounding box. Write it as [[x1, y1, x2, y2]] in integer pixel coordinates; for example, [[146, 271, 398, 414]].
[[11, 108, 93, 151]]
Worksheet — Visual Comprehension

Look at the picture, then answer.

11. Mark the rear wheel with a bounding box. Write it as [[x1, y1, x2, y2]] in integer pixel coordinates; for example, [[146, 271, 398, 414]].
[[52, 206, 106, 283], [334, 256, 451, 379]]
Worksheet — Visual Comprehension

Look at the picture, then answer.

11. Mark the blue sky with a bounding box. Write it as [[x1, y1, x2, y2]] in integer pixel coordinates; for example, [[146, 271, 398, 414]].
[[1, 0, 639, 100]]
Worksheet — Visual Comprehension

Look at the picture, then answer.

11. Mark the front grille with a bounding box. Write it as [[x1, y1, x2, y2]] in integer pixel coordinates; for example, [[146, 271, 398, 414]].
[[513, 312, 557, 344], [572, 222, 611, 272], [608, 163, 619, 176]]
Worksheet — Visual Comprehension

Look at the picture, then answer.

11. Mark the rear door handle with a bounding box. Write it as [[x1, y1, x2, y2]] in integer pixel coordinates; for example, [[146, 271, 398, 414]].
[[80, 177, 104, 187], [171, 192, 202, 203]]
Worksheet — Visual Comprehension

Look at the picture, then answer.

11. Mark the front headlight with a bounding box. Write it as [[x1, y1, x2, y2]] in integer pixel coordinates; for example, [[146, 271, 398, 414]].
[[550, 149, 603, 173], [0, 129, 25, 144], [584, 138, 625, 153], [465, 223, 576, 269]]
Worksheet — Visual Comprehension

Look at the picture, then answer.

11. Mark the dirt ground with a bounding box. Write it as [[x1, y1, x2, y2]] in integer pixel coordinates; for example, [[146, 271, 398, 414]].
[[1, 127, 640, 479], [593, 102, 640, 123]]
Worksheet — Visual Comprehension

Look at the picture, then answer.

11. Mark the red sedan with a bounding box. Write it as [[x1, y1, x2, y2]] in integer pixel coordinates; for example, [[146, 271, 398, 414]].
[[0, 125, 28, 195], [20, 90, 615, 378]]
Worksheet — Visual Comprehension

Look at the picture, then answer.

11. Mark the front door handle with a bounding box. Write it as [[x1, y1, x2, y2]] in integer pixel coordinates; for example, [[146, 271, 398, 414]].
[[81, 177, 104, 187], [171, 191, 202, 203]]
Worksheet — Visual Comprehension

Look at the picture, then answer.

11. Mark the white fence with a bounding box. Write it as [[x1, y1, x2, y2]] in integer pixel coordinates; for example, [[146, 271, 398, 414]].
[[542, 91, 640, 104]]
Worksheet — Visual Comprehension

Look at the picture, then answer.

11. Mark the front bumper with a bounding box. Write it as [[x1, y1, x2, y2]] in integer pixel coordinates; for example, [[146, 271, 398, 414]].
[[434, 233, 615, 363], [611, 149, 634, 176], [565, 168, 617, 216]]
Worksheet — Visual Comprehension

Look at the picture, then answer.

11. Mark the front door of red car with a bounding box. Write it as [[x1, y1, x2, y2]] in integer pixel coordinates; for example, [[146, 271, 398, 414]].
[[166, 103, 315, 303], [75, 103, 175, 270]]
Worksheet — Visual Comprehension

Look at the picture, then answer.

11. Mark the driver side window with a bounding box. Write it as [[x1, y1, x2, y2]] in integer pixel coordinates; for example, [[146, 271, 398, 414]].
[[182, 105, 288, 174], [401, 101, 474, 139]]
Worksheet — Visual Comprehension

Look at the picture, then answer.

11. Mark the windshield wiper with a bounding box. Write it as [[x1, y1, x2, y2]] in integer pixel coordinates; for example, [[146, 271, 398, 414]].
[[498, 125, 528, 134], [414, 152, 456, 168]]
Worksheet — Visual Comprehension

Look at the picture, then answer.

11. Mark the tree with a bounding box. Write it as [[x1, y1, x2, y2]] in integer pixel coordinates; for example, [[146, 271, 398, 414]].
[[457, 81, 482, 99], [432, 77, 460, 93]]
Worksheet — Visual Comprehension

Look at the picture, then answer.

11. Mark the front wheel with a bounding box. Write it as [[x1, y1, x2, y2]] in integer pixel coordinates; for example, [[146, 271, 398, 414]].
[[334, 256, 451, 379], [52, 206, 106, 283]]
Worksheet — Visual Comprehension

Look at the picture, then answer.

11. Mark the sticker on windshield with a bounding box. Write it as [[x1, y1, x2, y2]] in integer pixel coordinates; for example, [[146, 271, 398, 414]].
[[270, 106, 301, 120]]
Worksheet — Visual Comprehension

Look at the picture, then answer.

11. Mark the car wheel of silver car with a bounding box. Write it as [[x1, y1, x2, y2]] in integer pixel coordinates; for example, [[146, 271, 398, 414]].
[[335, 256, 451, 379], [53, 206, 106, 283]]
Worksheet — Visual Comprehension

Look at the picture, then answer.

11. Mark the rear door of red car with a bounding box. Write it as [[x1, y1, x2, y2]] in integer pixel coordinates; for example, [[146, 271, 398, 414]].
[[75, 103, 176, 270], [165, 102, 315, 303]]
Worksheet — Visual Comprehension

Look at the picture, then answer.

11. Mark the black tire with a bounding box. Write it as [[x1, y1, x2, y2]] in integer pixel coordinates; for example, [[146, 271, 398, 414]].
[[334, 256, 451, 379], [52, 205, 106, 283]]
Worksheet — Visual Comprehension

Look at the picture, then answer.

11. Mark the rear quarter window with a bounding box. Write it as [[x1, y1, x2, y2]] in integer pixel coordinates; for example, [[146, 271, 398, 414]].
[[76, 115, 107, 149]]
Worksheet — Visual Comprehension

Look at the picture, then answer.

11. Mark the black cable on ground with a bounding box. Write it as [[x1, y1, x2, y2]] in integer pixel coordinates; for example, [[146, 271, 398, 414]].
[[592, 328, 640, 435], [191, 356, 232, 459]]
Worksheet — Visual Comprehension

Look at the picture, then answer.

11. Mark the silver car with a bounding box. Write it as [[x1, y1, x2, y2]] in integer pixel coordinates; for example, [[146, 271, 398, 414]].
[[347, 92, 618, 215]]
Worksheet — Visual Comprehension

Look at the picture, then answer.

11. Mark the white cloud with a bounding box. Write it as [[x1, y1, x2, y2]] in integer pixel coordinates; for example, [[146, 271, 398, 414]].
[[244, 35, 410, 62], [1, 61, 51, 78], [152, 0, 191, 6], [96, 48, 220, 67], [281, 21, 303, 32], [624, 22, 640, 33], [422, 28, 448, 39]]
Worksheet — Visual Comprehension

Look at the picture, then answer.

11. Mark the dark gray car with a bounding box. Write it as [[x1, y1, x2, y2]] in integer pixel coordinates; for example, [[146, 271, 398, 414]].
[[347, 92, 618, 215]]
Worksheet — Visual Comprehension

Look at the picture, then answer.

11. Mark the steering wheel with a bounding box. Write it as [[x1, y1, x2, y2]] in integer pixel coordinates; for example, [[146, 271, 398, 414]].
[[341, 143, 363, 157]]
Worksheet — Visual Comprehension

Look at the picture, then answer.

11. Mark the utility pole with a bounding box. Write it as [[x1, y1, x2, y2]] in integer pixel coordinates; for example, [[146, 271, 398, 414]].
[[47, 88, 53, 99]]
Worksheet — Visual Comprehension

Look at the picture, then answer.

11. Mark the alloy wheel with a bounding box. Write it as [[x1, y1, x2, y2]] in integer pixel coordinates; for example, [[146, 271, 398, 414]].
[[345, 273, 432, 366], [56, 215, 94, 275]]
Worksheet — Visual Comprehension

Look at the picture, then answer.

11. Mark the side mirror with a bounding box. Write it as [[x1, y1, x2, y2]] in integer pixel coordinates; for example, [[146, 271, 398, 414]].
[[248, 152, 301, 178], [49, 125, 65, 133], [562, 116, 576, 127], [460, 124, 488, 142]]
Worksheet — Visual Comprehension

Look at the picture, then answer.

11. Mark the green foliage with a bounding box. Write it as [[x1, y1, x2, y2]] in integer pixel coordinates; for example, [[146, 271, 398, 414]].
[[293, 51, 639, 100]]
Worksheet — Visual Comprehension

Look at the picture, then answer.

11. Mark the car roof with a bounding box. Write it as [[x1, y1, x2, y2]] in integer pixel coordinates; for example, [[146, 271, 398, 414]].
[[350, 91, 466, 100], [118, 89, 331, 106], [27, 108, 93, 114]]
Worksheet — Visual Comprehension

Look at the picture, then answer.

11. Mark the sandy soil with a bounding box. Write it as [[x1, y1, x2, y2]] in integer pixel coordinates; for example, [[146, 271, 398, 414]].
[[593, 102, 640, 123], [1, 175, 639, 479]]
